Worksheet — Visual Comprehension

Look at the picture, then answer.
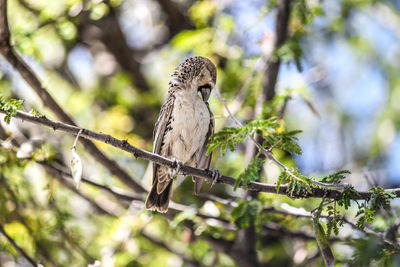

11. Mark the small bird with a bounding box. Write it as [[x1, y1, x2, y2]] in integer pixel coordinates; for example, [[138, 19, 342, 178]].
[[145, 56, 218, 213]]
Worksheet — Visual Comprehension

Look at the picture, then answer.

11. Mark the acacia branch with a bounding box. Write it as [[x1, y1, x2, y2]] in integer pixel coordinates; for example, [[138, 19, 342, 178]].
[[0, 0, 146, 193], [2, 109, 400, 200]]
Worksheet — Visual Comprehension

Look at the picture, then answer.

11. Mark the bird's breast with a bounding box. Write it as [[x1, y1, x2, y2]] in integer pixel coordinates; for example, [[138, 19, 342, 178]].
[[167, 94, 210, 164]]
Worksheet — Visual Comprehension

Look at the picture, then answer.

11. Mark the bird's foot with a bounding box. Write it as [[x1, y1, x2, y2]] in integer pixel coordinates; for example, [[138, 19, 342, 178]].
[[208, 168, 221, 188], [172, 158, 183, 175]]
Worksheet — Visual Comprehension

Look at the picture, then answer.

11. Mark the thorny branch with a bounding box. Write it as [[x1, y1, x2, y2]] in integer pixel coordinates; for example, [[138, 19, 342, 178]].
[[2, 108, 400, 201]]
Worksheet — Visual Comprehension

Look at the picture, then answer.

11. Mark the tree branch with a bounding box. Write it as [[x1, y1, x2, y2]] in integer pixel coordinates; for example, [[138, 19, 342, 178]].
[[0, 0, 146, 193], [262, 0, 292, 101], [2, 109, 400, 200], [78, 5, 151, 92], [156, 0, 194, 38]]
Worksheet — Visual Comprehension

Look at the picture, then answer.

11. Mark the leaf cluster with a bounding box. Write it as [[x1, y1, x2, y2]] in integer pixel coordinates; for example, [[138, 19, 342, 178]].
[[276, 168, 313, 197], [356, 187, 396, 230], [325, 204, 343, 237], [320, 170, 351, 184], [207, 118, 279, 156], [337, 186, 359, 210], [233, 155, 263, 191], [231, 200, 262, 229], [369, 187, 396, 211], [0, 97, 24, 124], [355, 202, 374, 230], [313, 180, 357, 237], [262, 130, 302, 155], [207, 118, 302, 157]]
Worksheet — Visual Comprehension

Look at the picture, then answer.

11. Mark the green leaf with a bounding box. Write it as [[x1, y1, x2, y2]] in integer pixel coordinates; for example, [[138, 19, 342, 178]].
[[263, 130, 303, 155], [207, 118, 297, 157], [276, 172, 290, 193], [321, 170, 351, 184], [233, 156, 263, 191], [337, 187, 360, 210], [276, 168, 313, 196], [30, 108, 42, 116], [231, 200, 262, 229], [0, 97, 24, 124], [369, 187, 396, 211]]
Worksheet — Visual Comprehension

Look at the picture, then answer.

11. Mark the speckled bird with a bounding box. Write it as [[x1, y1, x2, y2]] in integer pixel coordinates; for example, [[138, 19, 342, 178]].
[[145, 56, 217, 213]]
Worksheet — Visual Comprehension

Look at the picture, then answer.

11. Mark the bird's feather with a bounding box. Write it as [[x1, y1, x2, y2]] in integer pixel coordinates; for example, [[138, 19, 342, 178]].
[[194, 103, 214, 195]]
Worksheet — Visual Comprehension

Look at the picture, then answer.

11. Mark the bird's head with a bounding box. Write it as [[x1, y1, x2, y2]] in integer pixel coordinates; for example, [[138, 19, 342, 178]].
[[172, 56, 217, 102]]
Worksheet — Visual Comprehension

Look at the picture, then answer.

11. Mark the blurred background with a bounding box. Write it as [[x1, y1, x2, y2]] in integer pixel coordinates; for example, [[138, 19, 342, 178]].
[[1, 0, 400, 266]]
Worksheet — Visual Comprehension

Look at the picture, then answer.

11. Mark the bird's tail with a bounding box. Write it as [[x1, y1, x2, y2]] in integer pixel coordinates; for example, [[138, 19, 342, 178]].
[[145, 180, 173, 213]]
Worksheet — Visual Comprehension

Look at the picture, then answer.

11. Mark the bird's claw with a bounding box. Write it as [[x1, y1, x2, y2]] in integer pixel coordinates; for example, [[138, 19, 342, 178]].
[[208, 168, 221, 188], [172, 158, 183, 174]]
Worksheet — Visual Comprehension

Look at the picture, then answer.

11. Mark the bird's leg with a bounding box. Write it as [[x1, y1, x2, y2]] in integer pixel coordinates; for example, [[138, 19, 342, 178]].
[[208, 168, 222, 188], [171, 158, 183, 177]]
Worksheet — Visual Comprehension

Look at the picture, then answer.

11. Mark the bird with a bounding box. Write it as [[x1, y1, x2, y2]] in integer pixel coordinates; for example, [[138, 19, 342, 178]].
[[145, 56, 218, 213]]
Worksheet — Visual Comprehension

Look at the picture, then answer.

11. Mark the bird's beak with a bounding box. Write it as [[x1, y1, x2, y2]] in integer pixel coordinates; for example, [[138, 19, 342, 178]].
[[199, 85, 212, 102]]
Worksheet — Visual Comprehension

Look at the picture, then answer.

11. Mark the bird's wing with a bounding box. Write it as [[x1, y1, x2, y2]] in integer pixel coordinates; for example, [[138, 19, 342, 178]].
[[152, 91, 176, 186], [194, 103, 215, 194]]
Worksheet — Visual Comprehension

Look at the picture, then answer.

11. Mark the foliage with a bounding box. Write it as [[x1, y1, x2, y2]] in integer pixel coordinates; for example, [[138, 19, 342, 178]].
[[207, 118, 278, 156], [369, 187, 396, 211], [262, 129, 303, 155], [231, 200, 262, 229], [320, 170, 351, 184], [350, 235, 400, 267], [356, 187, 396, 230], [0, 97, 24, 124], [207, 117, 302, 157], [276, 168, 313, 196], [233, 155, 263, 191]]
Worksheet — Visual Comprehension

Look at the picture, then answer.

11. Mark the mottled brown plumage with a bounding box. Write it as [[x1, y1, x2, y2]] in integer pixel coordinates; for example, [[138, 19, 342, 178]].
[[145, 56, 217, 213]]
